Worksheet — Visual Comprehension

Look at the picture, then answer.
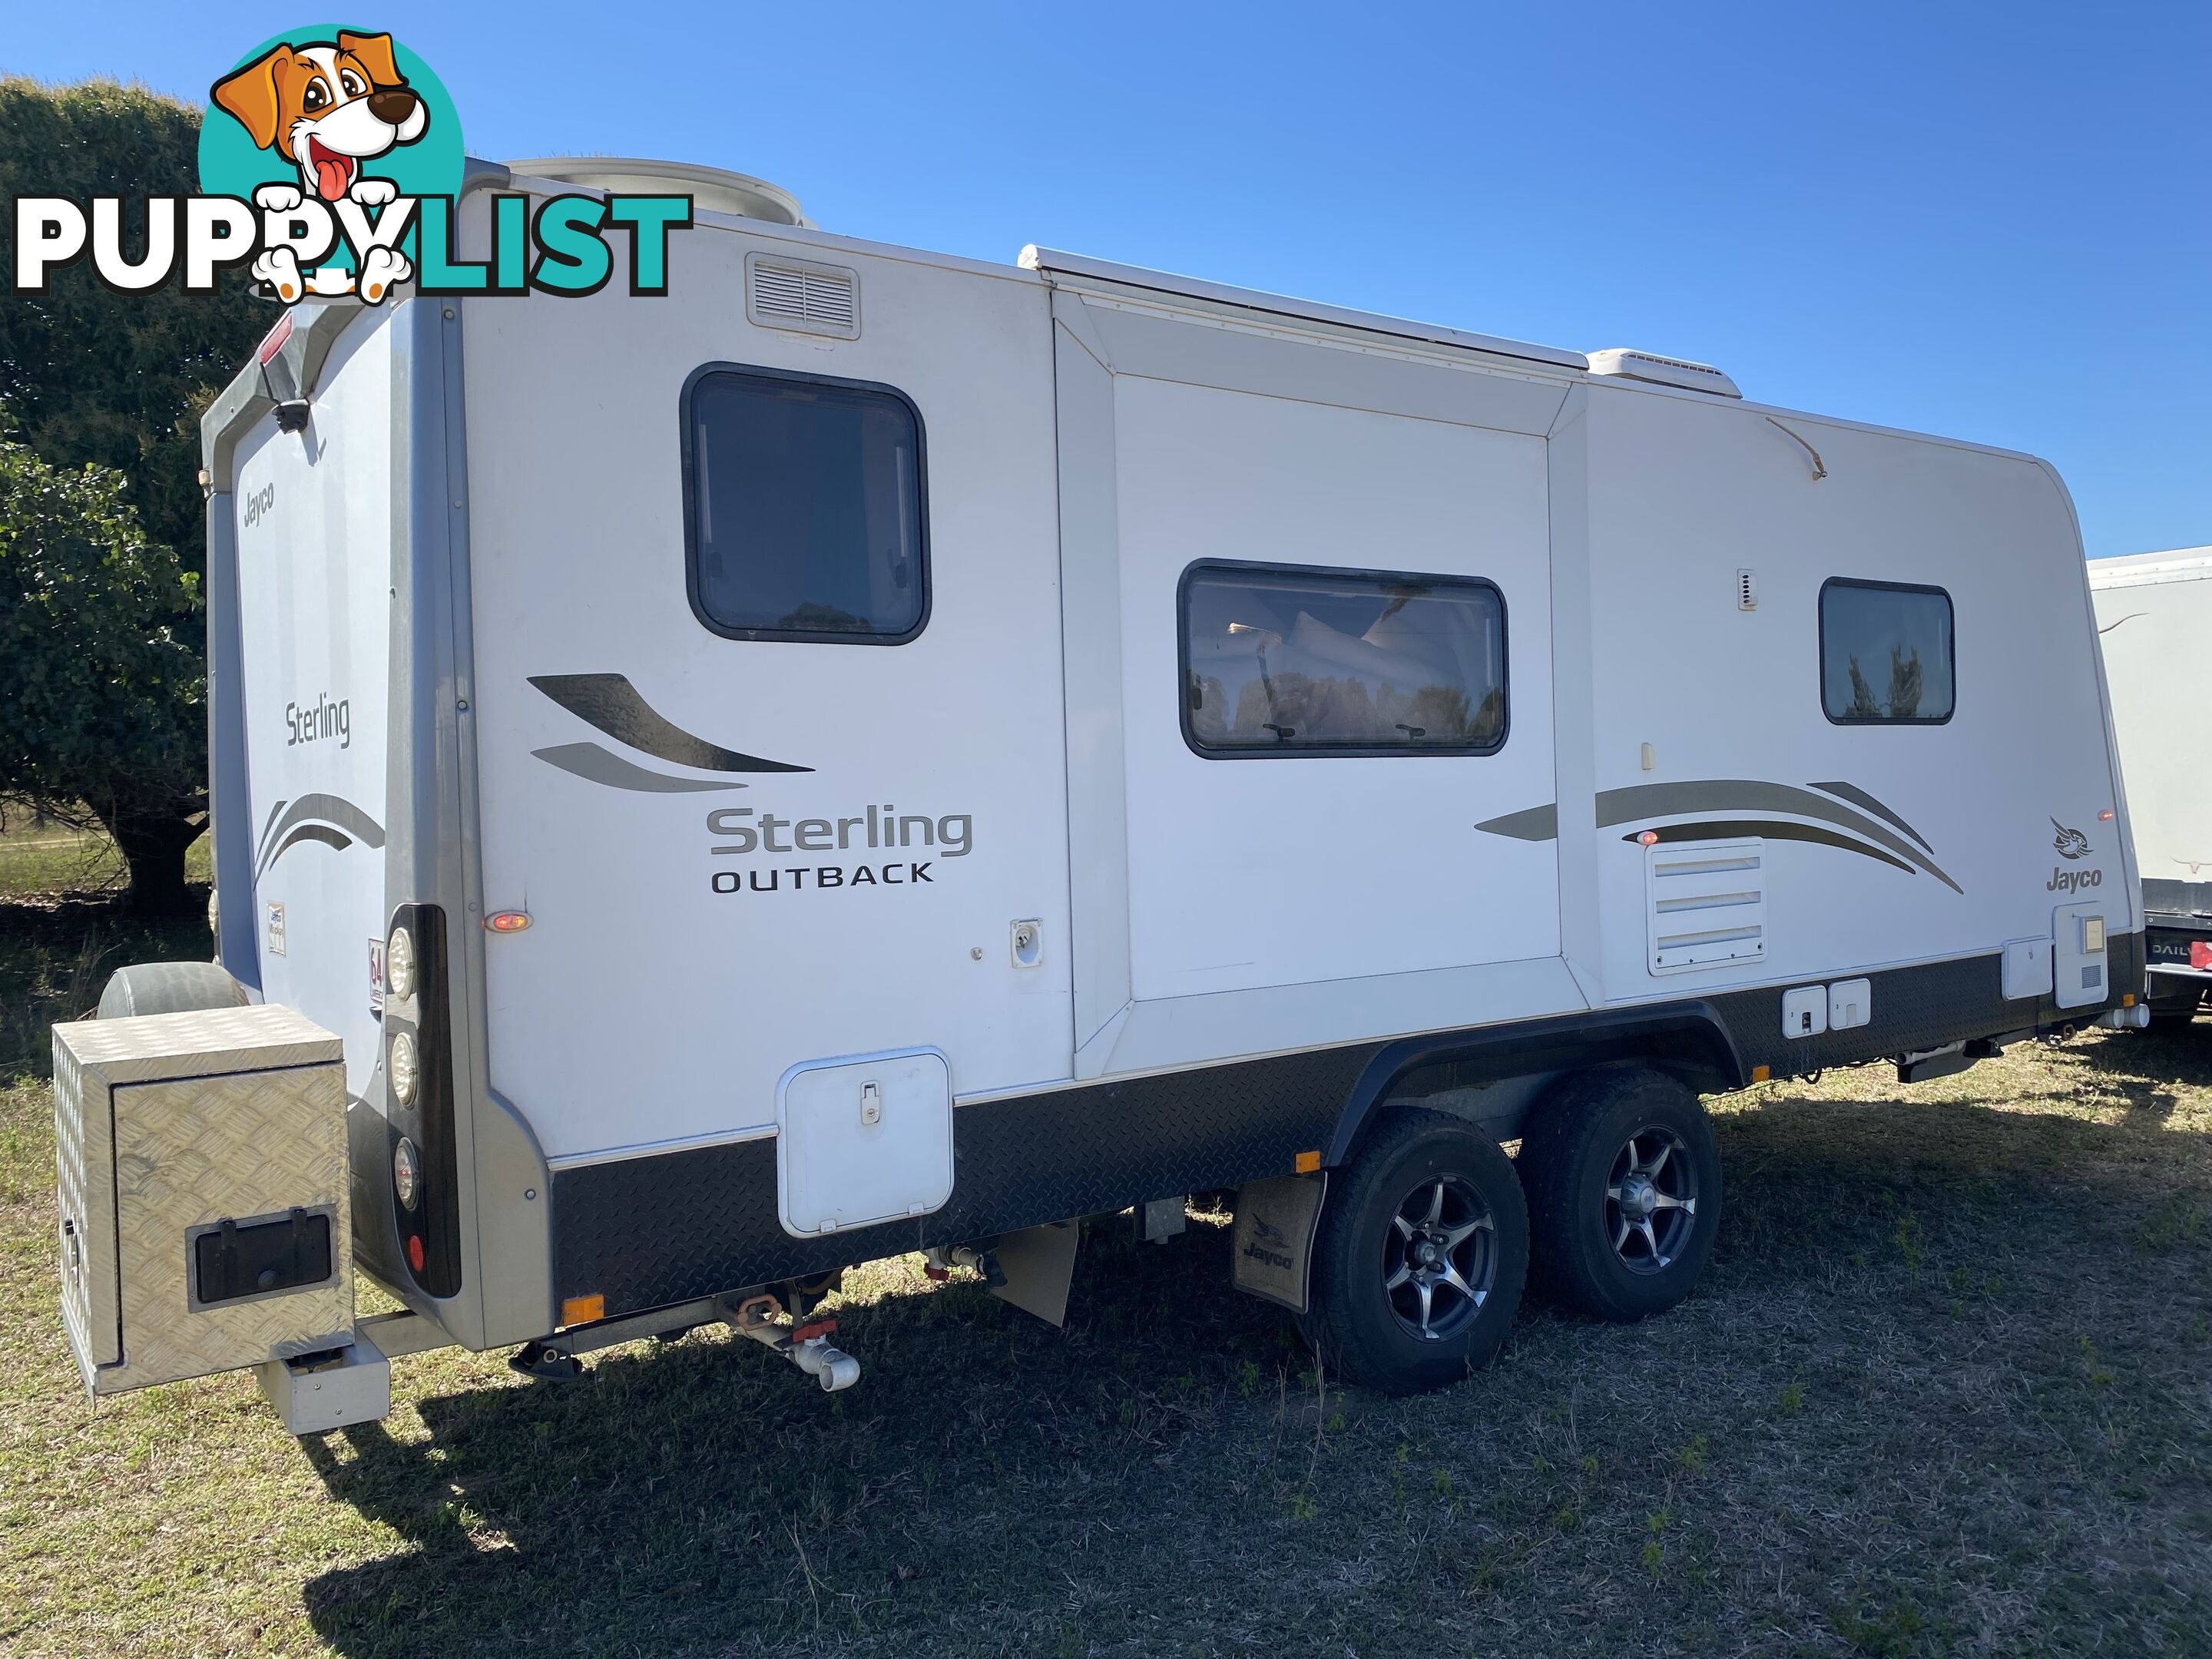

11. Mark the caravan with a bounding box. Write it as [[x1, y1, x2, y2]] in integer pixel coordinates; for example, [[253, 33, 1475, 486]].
[[55, 157, 2146, 1422]]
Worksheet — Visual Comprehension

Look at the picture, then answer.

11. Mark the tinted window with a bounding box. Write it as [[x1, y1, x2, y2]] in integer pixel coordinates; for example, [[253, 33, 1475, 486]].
[[1820, 580, 1954, 723], [1181, 564, 1506, 756], [685, 368, 926, 643]]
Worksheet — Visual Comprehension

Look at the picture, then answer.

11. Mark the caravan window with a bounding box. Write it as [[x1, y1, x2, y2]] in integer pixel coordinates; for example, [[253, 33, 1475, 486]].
[[1820, 579, 1954, 724], [1180, 562, 1507, 757], [683, 366, 928, 644]]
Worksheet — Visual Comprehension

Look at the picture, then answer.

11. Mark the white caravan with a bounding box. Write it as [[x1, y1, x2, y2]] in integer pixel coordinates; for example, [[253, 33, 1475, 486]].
[[57, 157, 2147, 1425], [2089, 548, 2212, 1024]]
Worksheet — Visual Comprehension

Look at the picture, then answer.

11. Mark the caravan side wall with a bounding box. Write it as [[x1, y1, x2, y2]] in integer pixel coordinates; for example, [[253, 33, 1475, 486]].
[[460, 227, 1073, 1161]]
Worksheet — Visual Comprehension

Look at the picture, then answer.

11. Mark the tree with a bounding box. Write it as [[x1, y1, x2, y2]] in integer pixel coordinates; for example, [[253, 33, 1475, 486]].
[[0, 77, 270, 907], [0, 441, 207, 913]]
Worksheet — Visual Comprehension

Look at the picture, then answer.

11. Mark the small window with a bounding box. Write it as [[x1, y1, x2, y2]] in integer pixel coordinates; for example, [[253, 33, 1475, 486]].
[[1180, 562, 1507, 757], [683, 366, 927, 644], [1820, 579, 1954, 724]]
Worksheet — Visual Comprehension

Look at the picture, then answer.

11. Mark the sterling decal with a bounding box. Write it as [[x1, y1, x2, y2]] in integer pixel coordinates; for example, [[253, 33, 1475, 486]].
[[706, 803, 974, 897]]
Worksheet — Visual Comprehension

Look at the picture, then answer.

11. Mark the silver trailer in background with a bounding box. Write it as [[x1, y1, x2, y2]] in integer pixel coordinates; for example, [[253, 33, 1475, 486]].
[[2091, 548, 2212, 1025]]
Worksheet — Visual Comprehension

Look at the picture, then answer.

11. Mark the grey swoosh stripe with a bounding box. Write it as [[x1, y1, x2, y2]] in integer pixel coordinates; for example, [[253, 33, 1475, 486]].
[[1809, 781, 1932, 853], [1474, 803, 1558, 841], [533, 743, 750, 793], [530, 674, 811, 774], [254, 797, 291, 869], [267, 823, 353, 864], [1597, 780, 1960, 892], [255, 793, 386, 878], [1624, 819, 1916, 876]]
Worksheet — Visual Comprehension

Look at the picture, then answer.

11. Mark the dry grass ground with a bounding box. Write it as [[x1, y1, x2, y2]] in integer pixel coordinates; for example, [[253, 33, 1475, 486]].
[[1, 887, 2207, 1657]]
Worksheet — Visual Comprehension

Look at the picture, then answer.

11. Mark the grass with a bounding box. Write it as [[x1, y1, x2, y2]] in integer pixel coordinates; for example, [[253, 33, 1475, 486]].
[[2, 892, 2209, 1656], [0, 804, 211, 906]]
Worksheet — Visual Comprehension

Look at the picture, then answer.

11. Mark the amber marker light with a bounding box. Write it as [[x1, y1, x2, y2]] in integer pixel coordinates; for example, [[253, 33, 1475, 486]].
[[1295, 1150, 1322, 1174], [2099, 810, 2116, 821], [485, 911, 531, 933], [1637, 830, 1661, 846], [562, 1294, 605, 1326]]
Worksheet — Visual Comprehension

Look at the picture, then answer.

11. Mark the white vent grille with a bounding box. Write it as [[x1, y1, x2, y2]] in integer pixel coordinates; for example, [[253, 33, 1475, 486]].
[[745, 253, 861, 339], [1646, 837, 1766, 973]]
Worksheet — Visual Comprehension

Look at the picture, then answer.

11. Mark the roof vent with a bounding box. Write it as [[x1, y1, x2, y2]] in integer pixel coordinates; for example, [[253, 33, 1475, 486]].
[[504, 157, 812, 227], [1588, 348, 1740, 399], [746, 252, 861, 339]]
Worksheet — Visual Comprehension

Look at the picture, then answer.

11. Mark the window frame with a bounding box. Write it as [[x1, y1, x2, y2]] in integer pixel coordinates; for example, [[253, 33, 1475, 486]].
[[678, 361, 932, 647], [1817, 576, 1955, 727], [1176, 558, 1511, 760]]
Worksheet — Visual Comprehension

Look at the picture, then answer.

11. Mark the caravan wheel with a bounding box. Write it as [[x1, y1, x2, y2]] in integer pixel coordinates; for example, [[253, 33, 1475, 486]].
[[1305, 1110, 1528, 1396], [1518, 1068, 1721, 1323]]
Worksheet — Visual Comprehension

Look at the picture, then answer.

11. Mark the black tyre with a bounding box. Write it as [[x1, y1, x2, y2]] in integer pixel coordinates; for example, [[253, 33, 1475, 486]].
[[1518, 1068, 1721, 1323], [1305, 1109, 1528, 1396]]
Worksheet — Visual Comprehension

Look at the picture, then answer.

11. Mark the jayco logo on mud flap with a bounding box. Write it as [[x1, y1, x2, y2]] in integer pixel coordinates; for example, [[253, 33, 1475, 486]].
[[12, 27, 691, 310]]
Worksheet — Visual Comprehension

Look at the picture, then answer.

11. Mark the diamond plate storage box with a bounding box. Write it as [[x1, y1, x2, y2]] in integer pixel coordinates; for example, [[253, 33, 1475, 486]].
[[52, 1004, 353, 1396]]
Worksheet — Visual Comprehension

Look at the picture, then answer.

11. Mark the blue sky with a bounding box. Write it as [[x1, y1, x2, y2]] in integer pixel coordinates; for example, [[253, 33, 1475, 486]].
[[11, 2, 2206, 558]]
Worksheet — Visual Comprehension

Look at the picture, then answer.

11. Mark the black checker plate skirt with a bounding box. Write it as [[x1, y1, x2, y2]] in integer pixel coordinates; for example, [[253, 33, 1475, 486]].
[[555, 1043, 1382, 1315], [553, 939, 2144, 1317]]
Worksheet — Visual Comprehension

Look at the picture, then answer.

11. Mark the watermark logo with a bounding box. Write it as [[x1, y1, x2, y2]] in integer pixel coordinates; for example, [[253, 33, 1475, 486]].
[[12, 25, 691, 309], [203, 28, 460, 302]]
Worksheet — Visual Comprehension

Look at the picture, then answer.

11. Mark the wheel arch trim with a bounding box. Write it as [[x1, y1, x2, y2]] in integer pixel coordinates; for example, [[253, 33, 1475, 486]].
[[1324, 1004, 1746, 1167]]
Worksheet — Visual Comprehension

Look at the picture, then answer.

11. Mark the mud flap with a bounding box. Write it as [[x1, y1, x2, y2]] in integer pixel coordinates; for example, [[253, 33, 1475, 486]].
[[988, 1220, 1081, 1327], [1232, 1174, 1326, 1313]]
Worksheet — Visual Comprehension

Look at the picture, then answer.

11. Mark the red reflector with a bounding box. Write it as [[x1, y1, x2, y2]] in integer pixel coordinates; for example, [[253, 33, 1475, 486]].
[[257, 310, 295, 364], [485, 910, 531, 933], [2192, 941, 2212, 972], [406, 1233, 426, 1272]]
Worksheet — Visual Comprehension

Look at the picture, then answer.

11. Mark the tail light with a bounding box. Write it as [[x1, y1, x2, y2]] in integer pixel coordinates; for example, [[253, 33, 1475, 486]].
[[382, 904, 459, 1296]]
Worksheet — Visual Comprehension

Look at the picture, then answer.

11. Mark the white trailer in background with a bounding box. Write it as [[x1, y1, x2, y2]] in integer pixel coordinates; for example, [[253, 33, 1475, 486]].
[[2090, 548, 2212, 1025], [57, 156, 2145, 1424]]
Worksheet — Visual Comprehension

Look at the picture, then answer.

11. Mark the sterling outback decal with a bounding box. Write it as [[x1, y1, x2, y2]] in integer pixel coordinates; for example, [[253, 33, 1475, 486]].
[[706, 802, 972, 896], [1474, 778, 1962, 892], [253, 793, 386, 876], [528, 673, 810, 792]]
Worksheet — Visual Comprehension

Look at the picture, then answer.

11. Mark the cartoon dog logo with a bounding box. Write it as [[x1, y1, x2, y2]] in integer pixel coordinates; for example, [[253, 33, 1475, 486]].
[[211, 31, 426, 303]]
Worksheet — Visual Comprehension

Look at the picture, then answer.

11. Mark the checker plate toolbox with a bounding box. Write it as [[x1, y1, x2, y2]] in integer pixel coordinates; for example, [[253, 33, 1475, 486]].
[[53, 1005, 353, 1396]]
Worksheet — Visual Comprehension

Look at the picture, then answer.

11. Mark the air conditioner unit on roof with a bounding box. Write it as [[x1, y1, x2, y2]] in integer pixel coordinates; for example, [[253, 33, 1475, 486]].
[[1588, 348, 1741, 399]]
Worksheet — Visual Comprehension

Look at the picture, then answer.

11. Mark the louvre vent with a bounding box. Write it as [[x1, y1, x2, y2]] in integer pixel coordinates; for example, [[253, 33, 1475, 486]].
[[1645, 837, 1767, 973], [746, 253, 861, 339]]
